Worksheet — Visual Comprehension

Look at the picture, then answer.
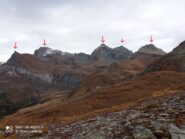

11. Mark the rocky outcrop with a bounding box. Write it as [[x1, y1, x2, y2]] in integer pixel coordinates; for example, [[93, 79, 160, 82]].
[[169, 124, 185, 139], [12, 66, 53, 83], [133, 126, 156, 139]]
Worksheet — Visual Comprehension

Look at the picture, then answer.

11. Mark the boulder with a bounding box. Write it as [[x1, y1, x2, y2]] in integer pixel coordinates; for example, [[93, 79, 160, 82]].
[[168, 124, 185, 139], [133, 126, 156, 139]]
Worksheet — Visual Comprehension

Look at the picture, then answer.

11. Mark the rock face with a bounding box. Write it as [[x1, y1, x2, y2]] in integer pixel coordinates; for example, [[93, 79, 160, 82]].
[[74, 52, 91, 64], [52, 71, 83, 89], [137, 44, 166, 55], [6, 51, 53, 83]]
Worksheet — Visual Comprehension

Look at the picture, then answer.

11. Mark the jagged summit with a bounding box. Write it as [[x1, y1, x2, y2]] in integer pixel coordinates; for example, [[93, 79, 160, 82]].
[[6, 51, 22, 67], [137, 44, 166, 55], [34, 47, 65, 58], [91, 44, 112, 60], [10, 51, 20, 58], [112, 46, 133, 59], [91, 44, 133, 60], [99, 44, 109, 47], [91, 44, 112, 55], [114, 45, 131, 51]]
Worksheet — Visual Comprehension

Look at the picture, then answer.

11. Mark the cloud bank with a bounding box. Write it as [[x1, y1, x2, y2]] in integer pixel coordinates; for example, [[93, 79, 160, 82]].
[[0, 0, 184, 61]]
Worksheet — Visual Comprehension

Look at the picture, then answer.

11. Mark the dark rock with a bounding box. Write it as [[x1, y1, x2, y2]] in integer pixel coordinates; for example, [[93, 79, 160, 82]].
[[52, 72, 82, 89], [153, 130, 163, 138]]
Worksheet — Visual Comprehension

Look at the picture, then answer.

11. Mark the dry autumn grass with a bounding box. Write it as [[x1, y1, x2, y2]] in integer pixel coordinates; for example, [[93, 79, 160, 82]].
[[1, 71, 185, 130]]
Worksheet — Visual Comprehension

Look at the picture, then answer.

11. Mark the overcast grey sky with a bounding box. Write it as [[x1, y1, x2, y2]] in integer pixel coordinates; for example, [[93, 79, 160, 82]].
[[0, 0, 185, 61]]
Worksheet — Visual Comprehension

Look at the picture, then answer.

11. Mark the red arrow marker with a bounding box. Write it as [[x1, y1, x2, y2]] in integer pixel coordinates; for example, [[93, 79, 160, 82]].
[[101, 36, 105, 44], [43, 39, 47, 46], [121, 38, 124, 43], [13, 42, 17, 49], [150, 36, 153, 43]]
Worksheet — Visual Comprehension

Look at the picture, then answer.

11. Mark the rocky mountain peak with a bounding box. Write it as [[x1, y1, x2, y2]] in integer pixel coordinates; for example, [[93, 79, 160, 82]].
[[137, 44, 166, 55], [114, 45, 133, 53], [93, 44, 112, 52], [112, 46, 133, 59], [6, 51, 22, 67], [91, 44, 112, 60], [34, 47, 63, 58], [114, 45, 126, 50], [91, 44, 133, 61]]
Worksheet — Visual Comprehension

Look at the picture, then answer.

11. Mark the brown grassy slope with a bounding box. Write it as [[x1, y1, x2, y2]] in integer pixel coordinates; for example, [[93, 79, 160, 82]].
[[0, 73, 33, 103], [1, 71, 185, 126], [145, 54, 185, 73], [132, 52, 162, 67]]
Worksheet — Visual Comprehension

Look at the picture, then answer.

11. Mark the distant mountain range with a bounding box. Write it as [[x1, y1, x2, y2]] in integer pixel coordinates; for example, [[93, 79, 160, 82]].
[[0, 43, 165, 116], [1, 41, 185, 139], [33, 43, 165, 64]]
